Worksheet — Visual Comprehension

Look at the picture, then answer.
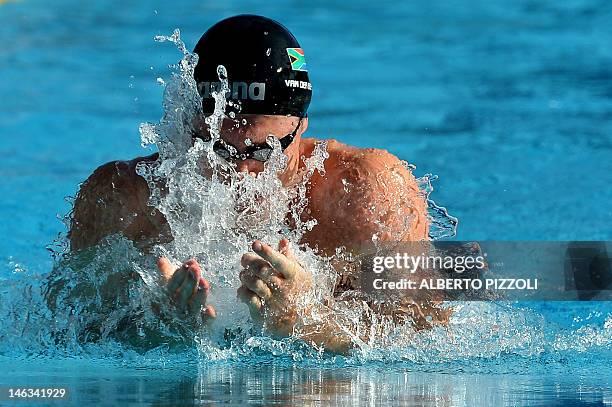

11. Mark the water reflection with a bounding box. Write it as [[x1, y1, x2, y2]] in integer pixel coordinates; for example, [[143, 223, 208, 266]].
[[5, 361, 599, 406], [178, 364, 606, 406]]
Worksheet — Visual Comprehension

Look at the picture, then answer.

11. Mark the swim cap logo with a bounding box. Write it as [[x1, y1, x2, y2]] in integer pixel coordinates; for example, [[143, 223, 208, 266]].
[[198, 81, 265, 101], [286, 48, 307, 72]]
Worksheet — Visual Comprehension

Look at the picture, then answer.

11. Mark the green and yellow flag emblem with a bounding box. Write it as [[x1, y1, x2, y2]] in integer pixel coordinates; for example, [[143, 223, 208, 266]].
[[286, 48, 307, 72]]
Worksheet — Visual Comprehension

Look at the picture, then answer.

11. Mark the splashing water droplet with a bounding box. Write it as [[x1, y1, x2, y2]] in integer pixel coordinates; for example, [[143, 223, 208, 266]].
[[139, 122, 158, 147], [154, 28, 188, 56], [417, 173, 459, 239]]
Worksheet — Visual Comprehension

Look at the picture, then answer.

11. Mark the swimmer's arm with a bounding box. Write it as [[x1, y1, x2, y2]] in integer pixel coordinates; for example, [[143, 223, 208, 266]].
[[44, 247, 216, 349]]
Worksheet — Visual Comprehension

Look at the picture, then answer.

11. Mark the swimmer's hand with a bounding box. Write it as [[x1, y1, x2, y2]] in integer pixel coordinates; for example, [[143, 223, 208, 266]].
[[237, 238, 312, 337], [157, 258, 217, 324]]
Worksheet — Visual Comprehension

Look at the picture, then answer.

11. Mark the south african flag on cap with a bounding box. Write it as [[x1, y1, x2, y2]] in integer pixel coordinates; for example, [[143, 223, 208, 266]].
[[286, 48, 307, 72]]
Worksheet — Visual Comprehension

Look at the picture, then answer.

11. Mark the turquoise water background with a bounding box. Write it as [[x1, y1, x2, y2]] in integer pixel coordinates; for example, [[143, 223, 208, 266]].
[[0, 0, 611, 405]]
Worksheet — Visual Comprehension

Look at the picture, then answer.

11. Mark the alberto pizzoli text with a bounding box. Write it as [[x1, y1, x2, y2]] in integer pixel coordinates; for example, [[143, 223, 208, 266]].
[[372, 278, 538, 291]]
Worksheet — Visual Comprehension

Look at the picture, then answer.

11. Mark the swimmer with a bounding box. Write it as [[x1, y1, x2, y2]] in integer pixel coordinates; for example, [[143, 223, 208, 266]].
[[69, 15, 433, 352]]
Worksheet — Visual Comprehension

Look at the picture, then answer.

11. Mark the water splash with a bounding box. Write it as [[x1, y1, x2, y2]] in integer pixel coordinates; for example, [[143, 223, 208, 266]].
[[134, 29, 338, 348], [417, 173, 459, 240]]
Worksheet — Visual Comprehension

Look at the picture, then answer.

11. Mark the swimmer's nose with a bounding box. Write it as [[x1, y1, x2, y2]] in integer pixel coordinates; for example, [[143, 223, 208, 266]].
[[235, 159, 263, 176]]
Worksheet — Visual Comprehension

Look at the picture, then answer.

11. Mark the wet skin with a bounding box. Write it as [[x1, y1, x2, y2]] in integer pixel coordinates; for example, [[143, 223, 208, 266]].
[[69, 114, 429, 349]]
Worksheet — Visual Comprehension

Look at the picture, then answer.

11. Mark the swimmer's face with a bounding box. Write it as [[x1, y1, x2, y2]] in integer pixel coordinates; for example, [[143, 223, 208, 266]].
[[196, 114, 307, 177]]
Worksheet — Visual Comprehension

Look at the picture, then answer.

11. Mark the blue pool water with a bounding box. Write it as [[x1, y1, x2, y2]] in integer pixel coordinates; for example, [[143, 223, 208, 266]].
[[1, 0, 611, 405]]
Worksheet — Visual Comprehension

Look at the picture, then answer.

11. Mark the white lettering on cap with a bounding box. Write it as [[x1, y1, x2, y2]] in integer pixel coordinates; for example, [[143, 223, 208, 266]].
[[284, 79, 312, 90], [198, 81, 266, 100]]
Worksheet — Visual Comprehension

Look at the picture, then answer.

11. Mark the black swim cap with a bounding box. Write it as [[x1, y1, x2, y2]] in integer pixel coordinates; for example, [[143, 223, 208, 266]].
[[193, 15, 312, 118]]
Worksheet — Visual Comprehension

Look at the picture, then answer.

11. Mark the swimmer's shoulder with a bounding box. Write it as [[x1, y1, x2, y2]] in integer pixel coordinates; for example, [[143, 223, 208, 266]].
[[300, 137, 410, 180], [77, 153, 158, 205], [300, 137, 358, 158], [300, 137, 428, 250], [69, 153, 166, 250], [304, 137, 417, 201]]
